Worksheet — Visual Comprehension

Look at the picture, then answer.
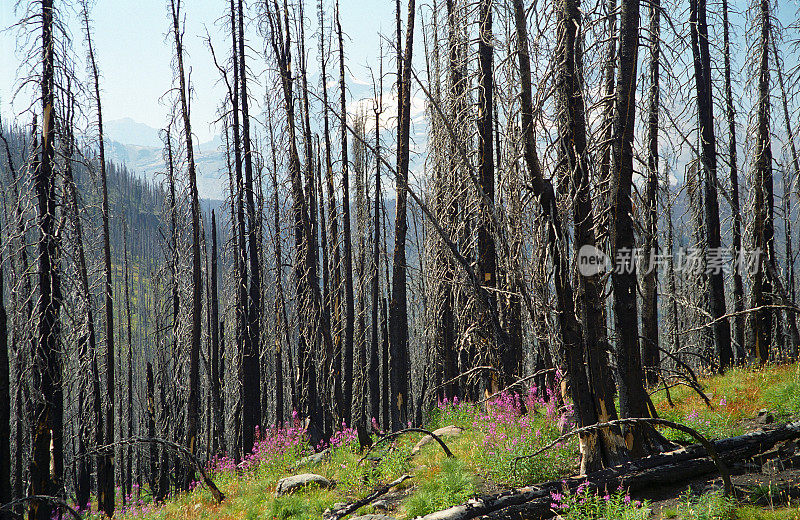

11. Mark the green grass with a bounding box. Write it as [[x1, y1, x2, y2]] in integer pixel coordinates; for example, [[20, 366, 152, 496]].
[[402, 458, 475, 518], [653, 363, 800, 443], [78, 363, 799, 520]]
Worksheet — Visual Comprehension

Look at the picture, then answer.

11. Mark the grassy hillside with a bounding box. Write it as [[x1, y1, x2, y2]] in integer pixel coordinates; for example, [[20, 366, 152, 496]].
[[80, 363, 800, 520]]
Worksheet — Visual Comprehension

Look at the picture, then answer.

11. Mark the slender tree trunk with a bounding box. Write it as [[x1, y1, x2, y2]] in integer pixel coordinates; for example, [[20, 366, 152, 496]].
[[266, 0, 324, 444], [747, 0, 775, 364], [664, 165, 682, 357], [122, 222, 134, 501], [170, 0, 202, 487], [267, 115, 288, 425], [318, 0, 344, 424], [641, 0, 660, 386], [0, 234, 9, 515], [476, 0, 499, 393], [210, 211, 222, 452], [389, 0, 415, 431], [369, 64, 383, 424], [721, 0, 745, 361], [689, 0, 732, 371], [84, 5, 115, 511], [62, 111, 96, 510], [30, 2, 58, 517], [772, 40, 800, 360], [334, 0, 356, 425], [237, 0, 262, 457], [554, 0, 627, 467], [609, 0, 667, 457]]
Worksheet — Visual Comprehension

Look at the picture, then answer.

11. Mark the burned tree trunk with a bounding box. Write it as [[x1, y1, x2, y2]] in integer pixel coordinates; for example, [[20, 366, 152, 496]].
[[318, 0, 344, 423], [513, 0, 626, 472], [169, 0, 202, 486], [609, 0, 667, 457], [0, 229, 8, 513], [476, 0, 498, 392], [689, 0, 733, 371], [30, 2, 60, 517], [641, 0, 660, 386], [210, 211, 222, 453], [389, 0, 415, 431], [335, 0, 356, 425], [721, 0, 745, 361], [83, 4, 116, 512], [747, 0, 775, 364], [553, 0, 627, 467], [237, 0, 262, 456]]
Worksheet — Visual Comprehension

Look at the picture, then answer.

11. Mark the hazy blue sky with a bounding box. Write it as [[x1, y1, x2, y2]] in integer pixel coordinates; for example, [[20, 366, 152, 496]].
[[1, 0, 398, 142]]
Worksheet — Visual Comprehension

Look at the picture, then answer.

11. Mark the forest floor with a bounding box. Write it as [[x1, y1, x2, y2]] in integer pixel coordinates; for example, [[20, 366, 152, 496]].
[[90, 363, 800, 520]]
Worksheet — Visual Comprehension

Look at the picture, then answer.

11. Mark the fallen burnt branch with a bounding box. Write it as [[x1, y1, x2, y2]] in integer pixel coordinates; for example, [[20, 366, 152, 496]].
[[76, 437, 225, 503], [324, 474, 412, 520], [359, 428, 455, 462], [419, 422, 800, 520], [0, 495, 83, 520], [513, 417, 732, 495]]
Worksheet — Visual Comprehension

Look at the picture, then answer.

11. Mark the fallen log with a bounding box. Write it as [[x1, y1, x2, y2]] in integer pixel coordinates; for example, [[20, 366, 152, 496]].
[[513, 417, 731, 495], [324, 475, 413, 520], [417, 421, 800, 520]]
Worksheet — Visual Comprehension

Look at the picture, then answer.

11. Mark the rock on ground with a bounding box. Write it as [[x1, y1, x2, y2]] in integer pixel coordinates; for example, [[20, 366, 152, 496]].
[[292, 448, 331, 470], [275, 473, 332, 496]]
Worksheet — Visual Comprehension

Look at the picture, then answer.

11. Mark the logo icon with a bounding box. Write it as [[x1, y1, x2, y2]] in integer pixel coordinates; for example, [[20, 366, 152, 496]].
[[578, 244, 610, 277]]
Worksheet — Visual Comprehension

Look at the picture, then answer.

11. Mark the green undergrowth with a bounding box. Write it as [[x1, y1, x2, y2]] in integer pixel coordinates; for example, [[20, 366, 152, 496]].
[[653, 363, 799, 443], [77, 363, 798, 520]]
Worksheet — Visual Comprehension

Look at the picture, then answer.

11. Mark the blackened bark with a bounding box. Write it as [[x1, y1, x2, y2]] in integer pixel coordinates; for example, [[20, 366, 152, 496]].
[[0, 233, 9, 513], [210, 211, 222, 453], [610, 0, 666, 457], [513, 0, 624, 473], [689, 0, 733, 371], [772, 40, 800, 360], [266, 0, 324, 444], [267, 116, 288, 425], [237, 0, 262, 456], [747, 0, 774, 364], [641, 0, 660, 385], [389, 0, 415, 431], [554, 0, 626, 467], [476, 0, 497, 392], [84, 5, 115, 511], [30, 2, 58, 517], [122, 223, 134, 501], [721, 0, 745, 361], [318, 0, 344, 423], [169, 0, 202, 486], [335, 0, 356, 425], [369, 67, 383, 424], [146, 363, 157, 495]]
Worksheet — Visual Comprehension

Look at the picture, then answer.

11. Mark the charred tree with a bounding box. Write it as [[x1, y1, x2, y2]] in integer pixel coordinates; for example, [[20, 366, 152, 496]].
[[747, 0, 775, 364], [169, 0, 203, 486], [334, 0, 356, 425], [476, 0, 498, 391], [236, 0, 263, 457], [609, 0, 667, 457], [389, 0, 415, 431], [721, 0, 745, 361], [641, 0, 660, 385], [29, 1, 61, 517], [83, 3, 116, 511], [689, 0, 733, 371]]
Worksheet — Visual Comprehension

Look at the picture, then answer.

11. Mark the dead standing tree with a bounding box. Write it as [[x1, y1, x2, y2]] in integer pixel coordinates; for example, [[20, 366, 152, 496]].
[[168, 0, 203, 488]]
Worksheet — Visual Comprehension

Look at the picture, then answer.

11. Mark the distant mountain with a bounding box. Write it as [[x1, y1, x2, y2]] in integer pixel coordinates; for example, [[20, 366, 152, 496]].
[[103, 119, 228, 200], [105, 117, 163, 148]]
